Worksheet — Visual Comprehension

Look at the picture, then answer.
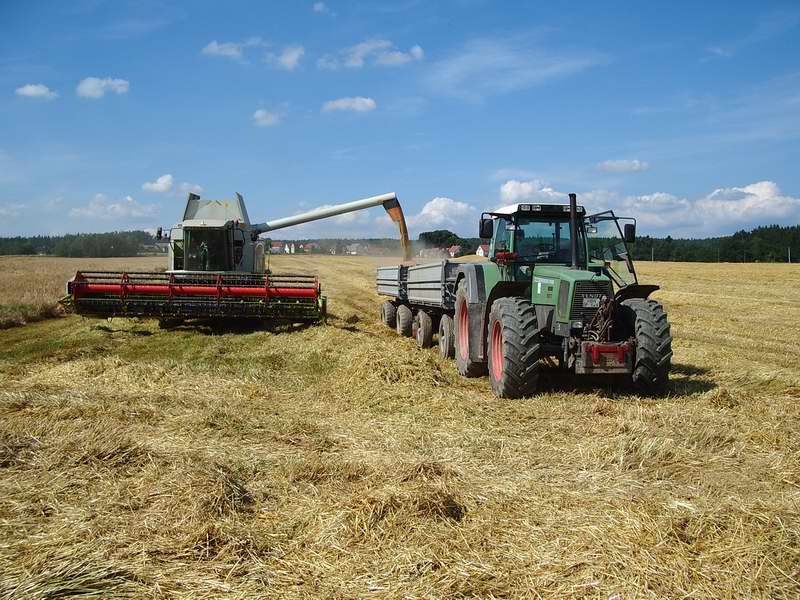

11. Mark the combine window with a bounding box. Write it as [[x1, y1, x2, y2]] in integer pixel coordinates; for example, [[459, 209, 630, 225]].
[[184, 228, 231, 271]]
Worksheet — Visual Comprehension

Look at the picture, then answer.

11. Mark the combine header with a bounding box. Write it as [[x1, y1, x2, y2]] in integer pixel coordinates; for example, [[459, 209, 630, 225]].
[[65, 191, 409, 325]]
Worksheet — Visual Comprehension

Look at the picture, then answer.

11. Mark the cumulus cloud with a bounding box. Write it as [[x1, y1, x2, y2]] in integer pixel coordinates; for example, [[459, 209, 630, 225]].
[[425, 37, 607, 101], [318, 39, 424, 70], [15, 83, 58, 100], [267, 45, 305, 71], [498, 178, 800, 236], [0, 202, 25, 218], [405, 197, 476, 229], [597, 159, 650, 173], [499, 179, 565, 204], [142, 174, 174, 193], [179, 182, 203, 195], [70, 194, 158, 220], [201, 37, 266, 62], [253, 108, 284, 126], [76, 77, 129, 98], [312, 2, 331, 14], [321, 96, 376, 113]]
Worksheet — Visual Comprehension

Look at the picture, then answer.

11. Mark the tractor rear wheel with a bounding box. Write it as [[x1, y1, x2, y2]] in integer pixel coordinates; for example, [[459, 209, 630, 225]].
[[380, 300, 397, 328], [415, 310, 434, 348], [621, 298, 672, 393], [396, 304, 413, 337], [438, 314, 455, 359], [486, 297, 542, 398], [454, 280, 487, 377]]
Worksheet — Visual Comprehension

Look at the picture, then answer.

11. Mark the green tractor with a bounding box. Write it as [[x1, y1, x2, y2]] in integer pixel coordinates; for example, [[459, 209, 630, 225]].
[[376, 193, 672, 398]]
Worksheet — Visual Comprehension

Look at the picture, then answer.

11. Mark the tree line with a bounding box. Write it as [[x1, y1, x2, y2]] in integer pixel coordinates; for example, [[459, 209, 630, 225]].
[[0, 231, 155, 257], [1, 224, 798, 262], [419, 225, 800, 262]]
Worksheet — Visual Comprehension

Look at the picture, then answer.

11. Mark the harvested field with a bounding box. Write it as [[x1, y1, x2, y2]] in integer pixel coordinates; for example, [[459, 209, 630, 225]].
[[1, 255, 799, 598], [0, 256, 163, 329]]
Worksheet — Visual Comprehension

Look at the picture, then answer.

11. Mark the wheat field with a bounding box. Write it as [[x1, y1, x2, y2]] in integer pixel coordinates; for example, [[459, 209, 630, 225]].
[[1, 255, 799, 599]]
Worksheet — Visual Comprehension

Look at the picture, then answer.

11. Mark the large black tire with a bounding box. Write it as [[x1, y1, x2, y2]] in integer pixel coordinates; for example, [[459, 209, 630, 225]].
[[454, 280, 487, 377], [438, 314, 455, 359], [415, 310, 434, 348], [486, 297, 542, 398], [621, 298, 672, 393], [380, 301, 397, 328], [396, 305, 413, 337]]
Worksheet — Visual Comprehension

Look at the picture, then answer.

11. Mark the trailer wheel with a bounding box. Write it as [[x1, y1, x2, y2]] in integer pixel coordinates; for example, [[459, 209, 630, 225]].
[[415, 310, 434, 348], [396, 305, 413, 337], [487, 297, 541, 398], [454, 280, 487, 377], [380, 300, 397, 328], [620, 298, 673, 393], [438, 314, 455, 359]]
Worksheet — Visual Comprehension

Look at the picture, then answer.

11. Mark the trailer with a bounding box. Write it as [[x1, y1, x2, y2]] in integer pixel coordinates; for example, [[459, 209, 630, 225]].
[[376, 194, 673, 399], [377, 259, 462, 356]]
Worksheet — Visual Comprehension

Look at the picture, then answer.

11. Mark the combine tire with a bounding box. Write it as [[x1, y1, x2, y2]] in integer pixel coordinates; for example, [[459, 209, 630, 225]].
[[486, 297, 541, 398], [415, 310, 434, 348], [396, 305, 413, 337], [380, 301, 397, 328], [438, 314, 455, 359], [454, 280, 486, 377], [621, 298, 672, 393]]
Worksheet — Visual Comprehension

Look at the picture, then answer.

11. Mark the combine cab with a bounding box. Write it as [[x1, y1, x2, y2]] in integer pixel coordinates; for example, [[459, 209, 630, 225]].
[[65, 191, 409, 326]]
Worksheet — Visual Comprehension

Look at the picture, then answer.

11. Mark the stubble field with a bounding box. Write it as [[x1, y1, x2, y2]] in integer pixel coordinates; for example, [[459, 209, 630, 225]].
[[0, 254, 799, 599]]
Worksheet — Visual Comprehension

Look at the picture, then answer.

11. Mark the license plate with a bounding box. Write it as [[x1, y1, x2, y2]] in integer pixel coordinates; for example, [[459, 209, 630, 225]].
[[582, 296, 601, 308]]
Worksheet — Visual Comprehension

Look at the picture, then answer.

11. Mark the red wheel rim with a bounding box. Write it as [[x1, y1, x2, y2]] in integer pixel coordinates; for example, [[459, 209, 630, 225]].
[[458, 302, 469, 360], [490, 320, 503, 380]]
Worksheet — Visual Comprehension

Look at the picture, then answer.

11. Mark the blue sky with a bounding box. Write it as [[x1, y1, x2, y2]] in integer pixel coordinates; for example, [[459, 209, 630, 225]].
[[2, 0, 799, 238]]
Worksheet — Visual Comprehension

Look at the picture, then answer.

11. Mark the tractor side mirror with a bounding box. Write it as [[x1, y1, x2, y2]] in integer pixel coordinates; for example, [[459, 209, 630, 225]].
[[623, 223, 636, 243], [479, 218, 493, 239], [156, 227, 163, 241]]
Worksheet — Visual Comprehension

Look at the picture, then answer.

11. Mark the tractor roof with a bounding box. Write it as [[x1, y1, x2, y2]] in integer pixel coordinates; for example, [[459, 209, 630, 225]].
[[491, 202, 586, 216]]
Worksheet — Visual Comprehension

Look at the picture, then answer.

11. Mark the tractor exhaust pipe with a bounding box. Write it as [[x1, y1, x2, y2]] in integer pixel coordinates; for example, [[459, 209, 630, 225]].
[[569, 193, 579, 269]]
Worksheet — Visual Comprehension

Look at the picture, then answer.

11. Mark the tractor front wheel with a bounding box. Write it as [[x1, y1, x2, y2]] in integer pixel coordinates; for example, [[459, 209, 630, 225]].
[[380, 300, 397, 328], [454, 280, 487, 377], [486, 297, 542, 398], [621, 298, 672, 393], [396, 304, 413, 337]]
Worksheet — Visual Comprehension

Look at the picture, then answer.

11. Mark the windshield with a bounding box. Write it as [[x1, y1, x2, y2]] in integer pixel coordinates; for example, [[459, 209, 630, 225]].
[[586, 212, 636, 286], [184, 228, 230, 271], [510, 216, 586, 264]]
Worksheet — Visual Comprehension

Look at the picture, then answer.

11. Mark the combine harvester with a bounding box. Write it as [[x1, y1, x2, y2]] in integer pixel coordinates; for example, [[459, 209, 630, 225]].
[[65, 191, 409, 327], [377, 194, 672, 398]]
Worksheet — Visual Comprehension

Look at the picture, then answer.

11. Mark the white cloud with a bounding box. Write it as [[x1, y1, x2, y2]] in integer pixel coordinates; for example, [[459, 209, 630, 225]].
[[312, 2, 331, 14], [0, 202, 25, 218], [499, 178, 800, 236], [267, 45, 304, 71], [179, 182, 203, 195], [15, 83, 58, 100], [375, 44, 424, 66], [70, 194, 158, 220], [499, 179, 565, 204], [318, 39, 423, 70], [321, 96, 376, 113], [425, 37, 607, 101], [253, 108, 284, 126], [142, 174, 174, 193], [406, 197, 476, 229], [201, 37, 267, 62], [597, 159, 650, 173], [76, 77, 129, 98]]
